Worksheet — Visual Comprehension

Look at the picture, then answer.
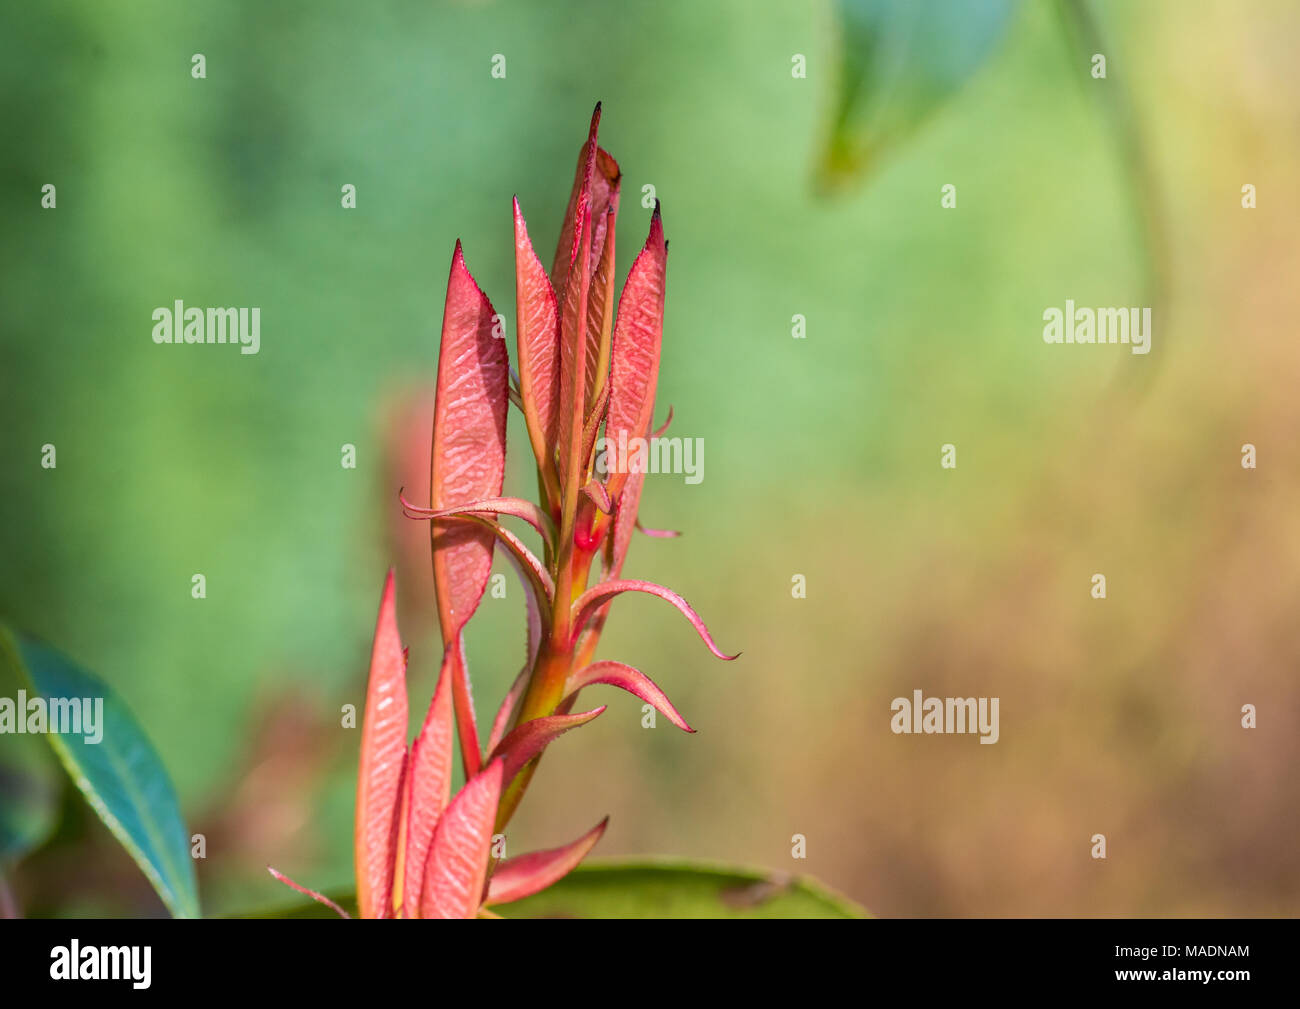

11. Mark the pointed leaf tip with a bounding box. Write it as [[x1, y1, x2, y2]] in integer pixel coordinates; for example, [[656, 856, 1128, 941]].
[[432, 242, 509, 642], [572, 579, 736, 661], [605, 211, 667, 502], [486, 817, 609, 906], [566, 661, 694, 732], [490, 707, 605, 784]]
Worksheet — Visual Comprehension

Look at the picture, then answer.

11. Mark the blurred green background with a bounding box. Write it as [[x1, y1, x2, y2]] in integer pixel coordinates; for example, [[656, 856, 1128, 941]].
[[2, 0, 1298, 916]]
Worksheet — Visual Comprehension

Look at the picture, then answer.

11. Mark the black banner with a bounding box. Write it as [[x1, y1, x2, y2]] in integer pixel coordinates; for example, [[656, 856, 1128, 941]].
[[0, 919, 1284, 996]]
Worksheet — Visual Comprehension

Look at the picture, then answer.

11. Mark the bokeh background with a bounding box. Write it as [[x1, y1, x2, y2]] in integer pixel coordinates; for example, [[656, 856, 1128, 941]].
[[2, 0, 1298, 917]]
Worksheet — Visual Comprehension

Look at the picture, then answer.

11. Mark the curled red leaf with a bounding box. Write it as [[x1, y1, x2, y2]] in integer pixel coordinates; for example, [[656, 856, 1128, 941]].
[[400, 489, 556, 554], [565, 660, 693, 733], [489, 707, 606, 784], [571, 578, 737, 661], [485, 817, 609, 906]]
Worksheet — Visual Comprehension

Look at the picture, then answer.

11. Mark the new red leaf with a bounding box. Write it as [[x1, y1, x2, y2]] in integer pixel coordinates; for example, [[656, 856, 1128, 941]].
[[585, 202, 619, 413], [565, 660, 694, 732], [430, 242, 509, 774], [420, 758, 505, 919], [489, 707, 605, 784], [400, 490, 556, 554], [551, 104, 621, 297], [354, 571, 409, 921], [605, 206, 666, 502], [430, 241, 509, 642], [485, 817, 609, 906], [402, 652, 455, 916], [571, 578, 736, 661], [555, 199, 594, 503], [513, 198, 561, 485]]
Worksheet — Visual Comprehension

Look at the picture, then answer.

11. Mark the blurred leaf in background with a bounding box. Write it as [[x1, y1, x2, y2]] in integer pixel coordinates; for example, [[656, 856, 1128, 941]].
[[819, 0, 1017, 191], [0, 653, 60, 873], [496, 861, 868, 919]]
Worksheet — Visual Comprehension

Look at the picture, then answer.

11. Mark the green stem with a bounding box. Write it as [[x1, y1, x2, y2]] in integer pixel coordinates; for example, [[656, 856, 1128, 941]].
[[1057, 0, 1169, 388]]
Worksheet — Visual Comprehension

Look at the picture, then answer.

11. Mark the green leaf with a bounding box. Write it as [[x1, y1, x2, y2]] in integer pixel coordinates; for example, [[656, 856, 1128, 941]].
[[496, 859, 868, 919], [244, 861, 866, 919], [820, 0, 1017, 191], [0, 628, 200, 918]]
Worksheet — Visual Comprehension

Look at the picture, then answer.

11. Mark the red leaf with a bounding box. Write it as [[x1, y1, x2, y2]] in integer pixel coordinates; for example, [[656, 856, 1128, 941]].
[[584, 201, 619, 412], [551, 104, 621, 297], [489, 707, 605, 784], [420, 759, 504, 919], [430, 512, 554, 618], [582, 478, 612, 515], [513, 198, 561, 485], [443, 632, 481, 778], [402, 652, 455, 916], [605, 206, 667, 502], [485, 817, 609, 906], [580, 374, 611, 475], [609, 468, 645, 580], [565, 660, 694, 732], [555, 198, 594, 502], [354, 571, 409, 921], [400, 489, 556, 554], [267, 867, 351, 919], [431, 242, 509, 770], [487, 664, 530, 756], [431, 241, 509, 639], [485, 566, 546, 754], [571, 578, 737, 661]]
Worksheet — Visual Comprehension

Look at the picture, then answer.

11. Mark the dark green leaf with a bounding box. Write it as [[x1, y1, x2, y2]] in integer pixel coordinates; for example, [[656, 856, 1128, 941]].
[[0, 628, 200, 918]]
